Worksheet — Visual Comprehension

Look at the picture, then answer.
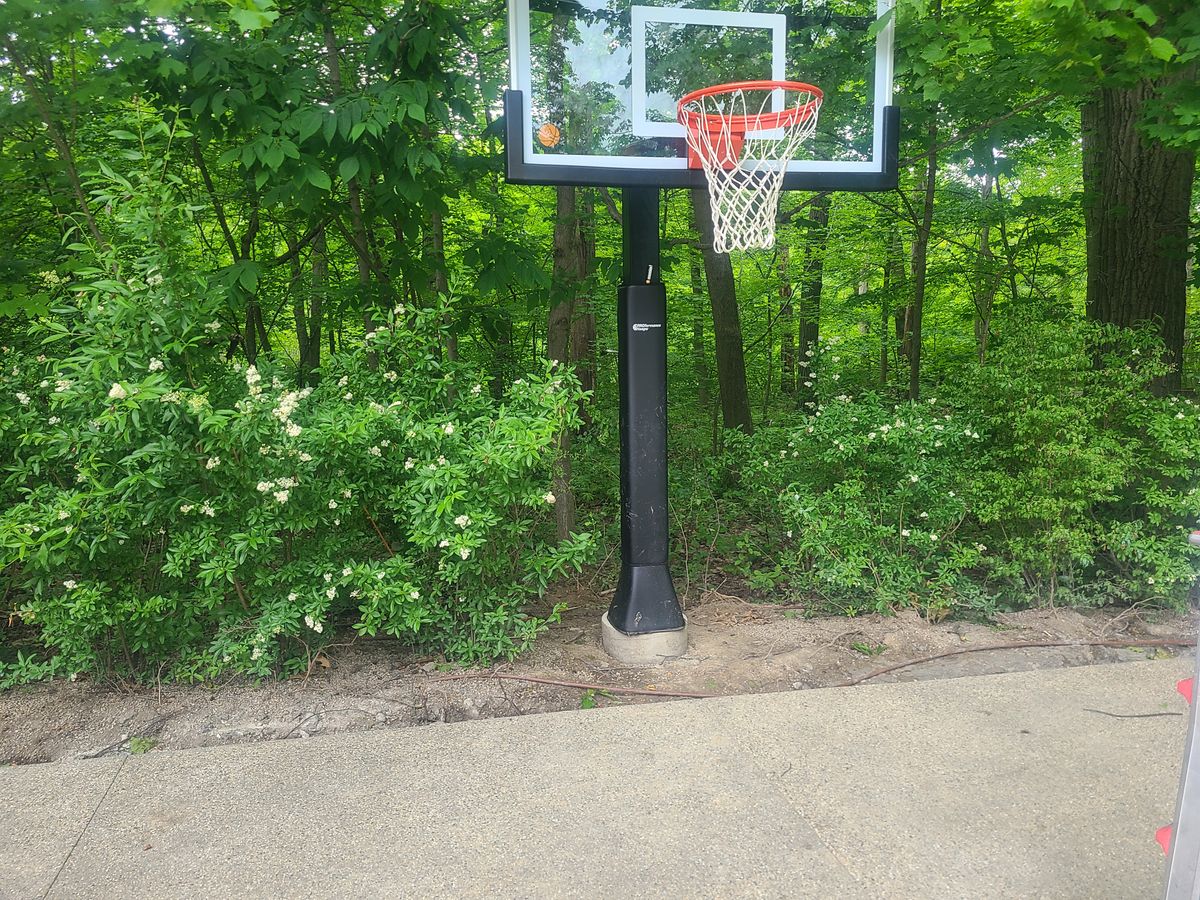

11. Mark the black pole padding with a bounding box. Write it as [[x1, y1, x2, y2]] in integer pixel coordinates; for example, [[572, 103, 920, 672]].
[[607, 188, 685, 635], [622, 186, 660, 285]]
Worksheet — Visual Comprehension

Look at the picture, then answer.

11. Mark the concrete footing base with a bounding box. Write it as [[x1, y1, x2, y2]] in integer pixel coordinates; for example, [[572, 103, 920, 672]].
[[600, 611, 688, 665]]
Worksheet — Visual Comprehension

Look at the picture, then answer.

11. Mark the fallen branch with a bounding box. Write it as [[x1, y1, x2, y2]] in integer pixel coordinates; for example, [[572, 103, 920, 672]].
[[841, 638, 1195, 687], [427, 671, 717, 699]]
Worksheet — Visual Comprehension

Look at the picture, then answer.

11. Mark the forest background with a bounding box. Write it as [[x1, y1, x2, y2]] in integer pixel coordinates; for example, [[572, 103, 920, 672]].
[[0, 0, 1197, 685]]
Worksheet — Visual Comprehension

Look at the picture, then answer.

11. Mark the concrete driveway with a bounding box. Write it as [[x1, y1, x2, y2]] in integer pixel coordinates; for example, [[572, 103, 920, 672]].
[[2, 658, 1190, 899]]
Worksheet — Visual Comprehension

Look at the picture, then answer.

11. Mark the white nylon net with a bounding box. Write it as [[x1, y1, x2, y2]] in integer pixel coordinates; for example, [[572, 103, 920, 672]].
[[679, 85, 822, 255]]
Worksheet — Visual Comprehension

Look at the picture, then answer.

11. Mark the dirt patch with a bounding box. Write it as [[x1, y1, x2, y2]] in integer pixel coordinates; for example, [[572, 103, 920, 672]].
[[0, 587, 1193, 765]]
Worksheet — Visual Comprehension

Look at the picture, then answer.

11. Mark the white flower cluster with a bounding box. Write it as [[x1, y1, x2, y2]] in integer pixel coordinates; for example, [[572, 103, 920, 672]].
[[383, 370, 398, 382], [15, 392, 30, 406], [245, 365, 262, 398], [274, 390, 300, 422], [55, 379, 71, 393], [206, 456, 221, 470], [454, 514, 471, 528], [304, 614, 324, 634], [368, 446, 382, 457], [148, 358, 164, 372], [108, 383, 127, 401]]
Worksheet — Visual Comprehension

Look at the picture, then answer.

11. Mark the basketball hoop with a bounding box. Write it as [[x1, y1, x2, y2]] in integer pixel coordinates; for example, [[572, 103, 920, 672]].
[[678, 80, 823, 255]]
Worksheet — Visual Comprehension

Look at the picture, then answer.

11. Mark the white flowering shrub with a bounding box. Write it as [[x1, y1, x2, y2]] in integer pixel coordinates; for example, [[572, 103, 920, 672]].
[[725, 392, 983, 613], [0, 170, 592, 682], [725, 312, 1200, 615]]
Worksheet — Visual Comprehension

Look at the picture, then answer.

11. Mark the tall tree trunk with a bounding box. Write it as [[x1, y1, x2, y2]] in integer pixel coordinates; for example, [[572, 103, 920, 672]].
[[239, 195, 266, 363], [290, 226, 325, 384], [430, 209, 457, 363], [489, 312, 516, 398], [797, 193, 830, 410], [779, 245, 795, 394], [761, 286, 774, 421], [1081, 72, 1196, 395], [690, 252, 712, 408], [973, 170, 998, 365], [908, 116, 939, 401], [323, 20, 380, 357], [548, 183, 586, 539], [881, 227, 903, 386], [692, 189, 753, 435], [569, 189, 597, 423]]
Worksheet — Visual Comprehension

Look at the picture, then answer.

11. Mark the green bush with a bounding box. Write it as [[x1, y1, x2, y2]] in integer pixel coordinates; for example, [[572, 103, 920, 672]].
[[950, 307, 1200, 605], [725, 310, 1200, 614], [0, 167, 592, 682], [723, 392, 983, 614]]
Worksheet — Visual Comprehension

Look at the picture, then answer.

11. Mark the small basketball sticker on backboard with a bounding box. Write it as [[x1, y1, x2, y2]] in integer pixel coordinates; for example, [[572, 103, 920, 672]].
[[538, 122, 562, 148]]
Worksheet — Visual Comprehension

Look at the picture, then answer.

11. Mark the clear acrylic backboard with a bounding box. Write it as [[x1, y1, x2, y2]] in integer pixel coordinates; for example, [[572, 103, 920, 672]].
[[504, 0, 897, 190]]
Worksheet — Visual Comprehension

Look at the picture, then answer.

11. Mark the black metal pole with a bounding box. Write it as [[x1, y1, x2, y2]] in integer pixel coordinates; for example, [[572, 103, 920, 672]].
[[606, 187, 685, 635]]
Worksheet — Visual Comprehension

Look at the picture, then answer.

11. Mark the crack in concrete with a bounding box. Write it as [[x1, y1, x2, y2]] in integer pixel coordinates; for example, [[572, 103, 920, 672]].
[[41, 755, 127, 900]]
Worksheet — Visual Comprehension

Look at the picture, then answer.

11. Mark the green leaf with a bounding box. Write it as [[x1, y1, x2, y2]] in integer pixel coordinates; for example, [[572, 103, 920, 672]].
[[263, 142, 285, 171], [306, 167, 332, 191], [229, 3, 280, 32], [1148, 37, 1177, 61], [1131, 4, 1157, 26], [339, 156, 361, 183], [295, 109, 323, 143], [866, 7, 896, 40]]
